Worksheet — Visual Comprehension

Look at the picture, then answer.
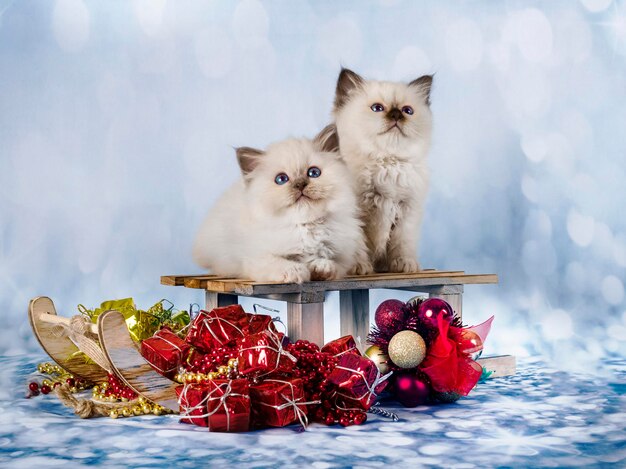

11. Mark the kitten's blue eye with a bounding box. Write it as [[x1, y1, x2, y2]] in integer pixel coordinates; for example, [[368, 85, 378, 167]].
[[275, 173, 289, 185], [307, 166, 321, 178], [370, 103, 385, 112], [402, 106, 414, 115]]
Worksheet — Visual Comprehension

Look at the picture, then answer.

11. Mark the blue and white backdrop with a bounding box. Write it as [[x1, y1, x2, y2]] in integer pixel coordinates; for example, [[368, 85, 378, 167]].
[[1, 0, 625, 371]]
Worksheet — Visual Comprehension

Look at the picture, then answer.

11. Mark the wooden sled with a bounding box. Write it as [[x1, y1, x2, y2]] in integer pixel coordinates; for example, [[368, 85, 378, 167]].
[[98, 310, 179, 412], [28, 296, 109, 383]]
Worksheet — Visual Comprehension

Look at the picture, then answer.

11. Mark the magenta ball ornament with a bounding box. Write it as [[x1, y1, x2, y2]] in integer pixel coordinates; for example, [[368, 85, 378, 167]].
[[416, 298, 455, 328], [394, 373, 431, 407], [374, 299, 407, 331]]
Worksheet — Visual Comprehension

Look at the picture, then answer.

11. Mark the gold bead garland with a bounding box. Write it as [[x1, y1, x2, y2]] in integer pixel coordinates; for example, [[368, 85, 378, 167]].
[[174, 357, 239, 384], [36, 362, 90, 393], [34, 362, 171, 419], [91, 384, 171, 419]]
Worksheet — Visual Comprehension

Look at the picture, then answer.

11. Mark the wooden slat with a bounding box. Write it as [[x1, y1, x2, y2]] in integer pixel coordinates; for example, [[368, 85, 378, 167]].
[[339, 290, 369, 347], [476, 355, 516, 378], [161, 270, 464, 288], [245, 273, 498, 296], [342, 270, 465, 280], [161, 274, 239, 286], [161, 271, 499, 297], [287, 302, 325, 344], [204, 279, 256, 294]]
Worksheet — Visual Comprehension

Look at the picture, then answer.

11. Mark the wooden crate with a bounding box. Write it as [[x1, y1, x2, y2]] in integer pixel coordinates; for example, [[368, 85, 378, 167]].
[[161, 269, 497, 345], [163, 269, 515, 378]]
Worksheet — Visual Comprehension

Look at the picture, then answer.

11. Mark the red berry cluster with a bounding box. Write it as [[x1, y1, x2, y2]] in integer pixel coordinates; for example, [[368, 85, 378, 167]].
[[185, 346, 237, 374], [105, 373, 137, 400], [27, 377, 85, 398], [286, 340, 367, 427], [27, 381, 50, 397]]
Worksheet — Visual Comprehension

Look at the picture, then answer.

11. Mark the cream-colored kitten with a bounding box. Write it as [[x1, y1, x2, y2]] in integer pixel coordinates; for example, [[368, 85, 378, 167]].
[[192, 130, 372, 283], [331, 68, 433, 272]]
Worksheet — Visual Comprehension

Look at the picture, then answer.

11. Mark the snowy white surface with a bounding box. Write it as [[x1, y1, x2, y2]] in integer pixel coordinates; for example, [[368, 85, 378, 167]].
[[1, 354, 625, 467], [1, 0, 626, 368]]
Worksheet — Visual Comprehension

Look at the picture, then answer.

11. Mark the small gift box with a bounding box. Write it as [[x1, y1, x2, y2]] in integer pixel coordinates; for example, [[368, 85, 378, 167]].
[[250, 378, 315, 427], [238, 330, 296, 376], [321, 335, 360, 358], [176, 383, 211, 427], [246, 313, 277, 335], [141, 327, 190, 379], [185, 305, 248, 351], [205, 379, 251, 432], [327, 353, 391, 411]]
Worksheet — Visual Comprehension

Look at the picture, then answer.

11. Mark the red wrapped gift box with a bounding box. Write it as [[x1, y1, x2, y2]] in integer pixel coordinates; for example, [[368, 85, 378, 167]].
[[321, 335, 360, 358], [327, 353, 391, 411], [176, 383, 211, 427], [238, 330, 296, 377], [246, 313, 277, 335], [205, 379, 250, 432], [185, 305, 248, 351], [141, 327, 190, 379], [250, 378, 316, 427], [176, 379, 250, 431]]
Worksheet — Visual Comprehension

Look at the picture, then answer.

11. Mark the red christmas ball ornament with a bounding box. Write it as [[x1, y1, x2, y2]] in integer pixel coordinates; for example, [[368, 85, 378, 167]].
[[458, 329, 483, 355], [394, 373, 431, 407], [375, 299, 407, 331], [416, 298, 454, 328]]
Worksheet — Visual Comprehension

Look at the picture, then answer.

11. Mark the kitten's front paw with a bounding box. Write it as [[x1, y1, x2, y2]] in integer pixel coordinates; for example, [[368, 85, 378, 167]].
[[388, 257, 420, 273], [309, 259, 338, 281], [280, 263, 311, 284], [349, 260, 374, 276]]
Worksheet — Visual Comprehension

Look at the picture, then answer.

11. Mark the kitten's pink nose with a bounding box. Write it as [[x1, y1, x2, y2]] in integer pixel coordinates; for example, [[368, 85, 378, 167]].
[[293, 180, 308, 191]]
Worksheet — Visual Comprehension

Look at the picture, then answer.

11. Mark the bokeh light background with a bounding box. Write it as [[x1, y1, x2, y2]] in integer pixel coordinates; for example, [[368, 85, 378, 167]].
[[1, 0, 625, 371]]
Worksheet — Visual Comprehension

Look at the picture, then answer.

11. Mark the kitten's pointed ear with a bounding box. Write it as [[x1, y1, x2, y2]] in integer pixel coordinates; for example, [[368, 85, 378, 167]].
[[236, 146, 264, 175], [314, 124, 339, 153], [335, 68, 364, 109], [409, 75, 433, 105]]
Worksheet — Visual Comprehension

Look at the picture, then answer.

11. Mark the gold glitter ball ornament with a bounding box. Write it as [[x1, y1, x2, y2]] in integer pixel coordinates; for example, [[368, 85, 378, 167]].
[[364, 345, 390, 374], [387, 330, 426, 369]]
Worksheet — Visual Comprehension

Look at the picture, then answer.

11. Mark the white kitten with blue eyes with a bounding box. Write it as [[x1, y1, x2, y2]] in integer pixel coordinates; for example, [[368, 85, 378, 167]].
[[331, 68, 433, 272], [192, 129, 372, 283]]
